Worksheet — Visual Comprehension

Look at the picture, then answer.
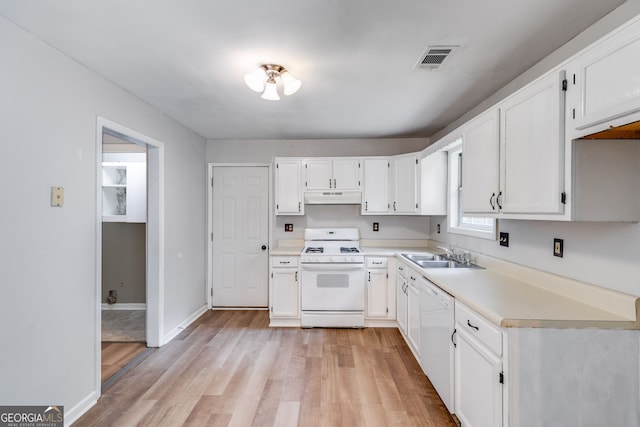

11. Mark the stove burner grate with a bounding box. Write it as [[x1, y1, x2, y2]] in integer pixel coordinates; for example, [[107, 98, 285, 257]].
[[305, 247, 324, 253], [340, 247, 360, 253]]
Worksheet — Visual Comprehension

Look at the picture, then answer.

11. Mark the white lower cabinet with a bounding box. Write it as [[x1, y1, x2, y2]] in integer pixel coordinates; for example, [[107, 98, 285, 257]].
[[396, 262, 408, 335], [406, 270, 422, 357], [455, 301, 503, 427], [269, 256, 299, 325], [366, 257, 396, 321], [455, 326, 503, 427]]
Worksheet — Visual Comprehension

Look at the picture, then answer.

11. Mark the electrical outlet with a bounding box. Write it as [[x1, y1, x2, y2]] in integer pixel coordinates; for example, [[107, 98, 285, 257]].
[[285, 224, 293, 232], [436, 224, 441, 234], [373, 222, 379, 232], [499, 232, 509, 247], [554, 238, 564, 257]]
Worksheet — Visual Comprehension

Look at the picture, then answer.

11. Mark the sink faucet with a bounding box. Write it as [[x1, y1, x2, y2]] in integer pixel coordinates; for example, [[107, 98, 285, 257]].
[[437, 245, 470, 264], [437, 245, 456, 257]]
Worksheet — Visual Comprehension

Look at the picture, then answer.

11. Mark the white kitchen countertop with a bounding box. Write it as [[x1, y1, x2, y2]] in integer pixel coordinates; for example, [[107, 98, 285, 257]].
[[416, 266, 639, 329], [270, 246, 303, 256], [270, 240, 639, 329]]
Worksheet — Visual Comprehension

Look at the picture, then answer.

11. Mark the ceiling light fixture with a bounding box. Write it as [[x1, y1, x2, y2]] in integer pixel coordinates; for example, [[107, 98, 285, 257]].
[[244, 64, 301, 100]]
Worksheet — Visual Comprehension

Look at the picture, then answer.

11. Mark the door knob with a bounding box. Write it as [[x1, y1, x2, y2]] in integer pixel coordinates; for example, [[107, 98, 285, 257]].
[[261, 245, 267, 251]]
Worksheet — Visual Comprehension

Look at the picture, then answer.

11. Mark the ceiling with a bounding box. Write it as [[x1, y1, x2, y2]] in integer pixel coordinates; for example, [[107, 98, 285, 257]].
[[0, 0, 627, 141]]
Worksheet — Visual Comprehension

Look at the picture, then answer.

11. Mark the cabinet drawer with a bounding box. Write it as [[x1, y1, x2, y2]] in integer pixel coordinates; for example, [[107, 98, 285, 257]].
[[367, 257, 388, 268], [271, 256, 299, 268], [397, 262, 408, 278], [455, 302, 502, 356]]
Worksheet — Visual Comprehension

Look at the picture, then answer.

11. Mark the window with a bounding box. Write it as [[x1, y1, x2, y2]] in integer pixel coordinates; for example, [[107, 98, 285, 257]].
[[447, 141, 497, 239]]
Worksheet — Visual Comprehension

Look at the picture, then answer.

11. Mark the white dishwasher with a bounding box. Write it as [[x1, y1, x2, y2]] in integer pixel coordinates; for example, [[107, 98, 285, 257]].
[[419, 277, 455, 414]]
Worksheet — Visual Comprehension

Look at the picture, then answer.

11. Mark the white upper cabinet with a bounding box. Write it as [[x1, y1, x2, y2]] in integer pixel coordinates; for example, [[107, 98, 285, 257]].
[[362, 158, 390, 214], [275, 158, 304, 215], [333, 159, 362, 189], [461, 109, 500, 214], [391, 153, 420, 214], [305, 159, 332, 190], [305, 158, 361, 191], [567, 17, 640, 135], [102, 161, 146, 223], [419, 151, 447, 215], [461, 70, 566, 217], [499, 70, 566, 215]]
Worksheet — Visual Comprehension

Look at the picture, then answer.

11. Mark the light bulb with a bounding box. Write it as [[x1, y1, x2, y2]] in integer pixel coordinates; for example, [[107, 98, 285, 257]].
[[261, 81, 280, 101], [244, 67, 266, 93], [281, 71, 302, 96]]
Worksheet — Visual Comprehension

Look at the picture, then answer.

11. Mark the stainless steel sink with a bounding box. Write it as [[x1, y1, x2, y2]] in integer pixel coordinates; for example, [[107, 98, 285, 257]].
[[401, 253, 484, 269], [401, 253, 449, 262]]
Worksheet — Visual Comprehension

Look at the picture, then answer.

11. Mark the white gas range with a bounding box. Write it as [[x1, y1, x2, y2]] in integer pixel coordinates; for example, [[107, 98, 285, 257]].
[[299, 228, 365, 328]]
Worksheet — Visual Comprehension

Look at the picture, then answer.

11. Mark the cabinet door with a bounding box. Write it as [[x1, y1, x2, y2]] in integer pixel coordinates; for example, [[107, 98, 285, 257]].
[[455, 326, 503, 427], [270, 269, 299, 318], [275, 159, 303, 215], [393, 154, 419, 214], [462, 109, 500, 214], [305, 160, 333, 190], [500, 71, 565, 214], [407, 281, 421, 355], [367, 269, 388, 318], [419, 152, 447, 215], [570, 18, 640, 133], [396, 275, 407, 334], [333, 159, 361, 190], [362, 158, 390, 214]]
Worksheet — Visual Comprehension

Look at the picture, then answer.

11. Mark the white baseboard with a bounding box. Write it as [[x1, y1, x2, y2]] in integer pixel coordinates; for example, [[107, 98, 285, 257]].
[[364, 319, 398, 328], [64, 390, 99, 427], [163, 304, 208, 345], [269, 318, 300, 327], [101, 303, 147, 310]]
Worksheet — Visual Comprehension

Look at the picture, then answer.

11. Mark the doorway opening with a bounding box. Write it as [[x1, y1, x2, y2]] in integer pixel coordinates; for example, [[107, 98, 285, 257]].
[[100, 133, 148, 386], [95, 117, 165, 396]]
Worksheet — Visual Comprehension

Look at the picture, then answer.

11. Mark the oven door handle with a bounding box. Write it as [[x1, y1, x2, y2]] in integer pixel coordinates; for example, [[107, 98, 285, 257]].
[[301, 263, 365, 271]]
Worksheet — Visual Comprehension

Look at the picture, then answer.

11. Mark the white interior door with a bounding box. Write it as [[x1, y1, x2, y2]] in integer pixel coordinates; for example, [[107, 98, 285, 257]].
[[212, 166, 269, 307]]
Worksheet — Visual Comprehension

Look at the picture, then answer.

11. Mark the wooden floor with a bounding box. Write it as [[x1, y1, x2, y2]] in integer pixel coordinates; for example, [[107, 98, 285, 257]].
[[77, 310, 456, 427], [101, 342, 149, 383]]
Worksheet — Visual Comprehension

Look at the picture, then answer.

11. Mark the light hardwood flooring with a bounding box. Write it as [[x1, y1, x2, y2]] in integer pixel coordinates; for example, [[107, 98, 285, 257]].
[[77, 310, 456, 427], [101, 342, 149, 384]]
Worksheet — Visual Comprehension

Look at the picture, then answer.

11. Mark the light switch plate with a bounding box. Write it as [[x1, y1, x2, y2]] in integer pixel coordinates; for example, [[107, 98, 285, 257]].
[[51, 186, 64, 207]]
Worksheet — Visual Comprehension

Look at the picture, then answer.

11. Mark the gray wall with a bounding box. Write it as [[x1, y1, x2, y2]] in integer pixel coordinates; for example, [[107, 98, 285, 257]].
[[0, 15, 207, 418], [206, 138, 429, 163], [102, 223, 146, 304]]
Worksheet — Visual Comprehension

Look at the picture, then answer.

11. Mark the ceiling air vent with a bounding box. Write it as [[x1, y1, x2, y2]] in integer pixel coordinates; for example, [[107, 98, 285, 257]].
[[416, 45, 458, 70]]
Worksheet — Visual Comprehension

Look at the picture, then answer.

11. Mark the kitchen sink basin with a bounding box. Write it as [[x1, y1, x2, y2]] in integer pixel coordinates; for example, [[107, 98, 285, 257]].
[[401, 253, 449, 262], [401, 253, 484, 269]]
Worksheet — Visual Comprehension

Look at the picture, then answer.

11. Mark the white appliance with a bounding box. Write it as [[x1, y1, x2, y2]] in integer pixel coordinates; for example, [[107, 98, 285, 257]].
[[419, 277, 455, 413], [300, 228, 365, 328]]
